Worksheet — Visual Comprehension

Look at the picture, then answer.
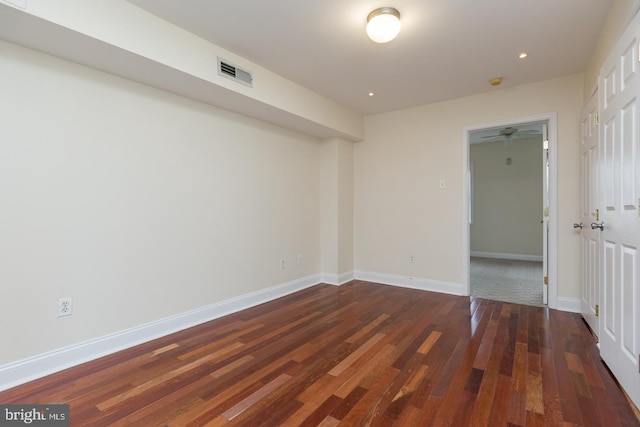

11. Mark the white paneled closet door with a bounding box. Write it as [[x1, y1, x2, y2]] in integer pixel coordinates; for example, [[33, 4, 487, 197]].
[[580, 91, 600, 338], [598, 10, 640, 409]]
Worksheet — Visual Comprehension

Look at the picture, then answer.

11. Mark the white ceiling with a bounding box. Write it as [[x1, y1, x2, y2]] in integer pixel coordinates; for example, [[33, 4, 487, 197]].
[[128, 0, 613, 116]]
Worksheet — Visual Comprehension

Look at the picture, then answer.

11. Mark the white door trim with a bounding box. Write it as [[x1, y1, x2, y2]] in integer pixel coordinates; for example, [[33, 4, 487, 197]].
[[462, 112, 558, 309]]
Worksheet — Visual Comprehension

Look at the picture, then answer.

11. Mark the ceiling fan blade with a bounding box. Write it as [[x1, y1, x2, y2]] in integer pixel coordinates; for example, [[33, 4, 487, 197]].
[[518, 130, 541, 134]]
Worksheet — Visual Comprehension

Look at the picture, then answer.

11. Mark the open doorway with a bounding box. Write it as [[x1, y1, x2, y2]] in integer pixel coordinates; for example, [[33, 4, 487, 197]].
[[463, 114, 557, 308]]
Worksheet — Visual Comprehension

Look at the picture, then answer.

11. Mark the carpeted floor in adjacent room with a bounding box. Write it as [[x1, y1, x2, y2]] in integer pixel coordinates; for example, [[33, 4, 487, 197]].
[[470, 257, 544, 306]]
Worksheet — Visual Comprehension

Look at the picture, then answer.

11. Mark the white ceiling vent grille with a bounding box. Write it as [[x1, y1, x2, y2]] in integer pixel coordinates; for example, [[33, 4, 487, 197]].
[[217, 58, 252, 87]]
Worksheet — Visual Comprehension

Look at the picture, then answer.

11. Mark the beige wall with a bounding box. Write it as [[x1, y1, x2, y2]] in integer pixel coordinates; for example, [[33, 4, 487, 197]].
[[355, 74, 583, 298], [320, 138, 354, 278], [0, 40, 324, 365], [337, 140, 355, 275], [470, 138, 543, 257]]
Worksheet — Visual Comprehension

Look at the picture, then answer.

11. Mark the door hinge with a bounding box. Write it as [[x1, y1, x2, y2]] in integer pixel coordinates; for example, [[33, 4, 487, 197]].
[[595, 304, 599, 317], [595, 113, 599, 126], [544, 276, 548, 285]]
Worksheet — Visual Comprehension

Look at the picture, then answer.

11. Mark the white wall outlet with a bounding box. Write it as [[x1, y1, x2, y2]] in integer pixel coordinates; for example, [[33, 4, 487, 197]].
[[58, 297, 73, 317], [280, 258, 286, 269], [297, 254, 302, 265], [409, 254, 415, 263]]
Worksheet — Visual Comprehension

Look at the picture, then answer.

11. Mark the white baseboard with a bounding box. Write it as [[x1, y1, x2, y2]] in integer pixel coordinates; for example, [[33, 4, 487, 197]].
[[354, 270, 465, 296], [321, 271, 355, 286], [470, 251, 543, 262], [556, 297, 581, 313], [0, 274, 323, 392]]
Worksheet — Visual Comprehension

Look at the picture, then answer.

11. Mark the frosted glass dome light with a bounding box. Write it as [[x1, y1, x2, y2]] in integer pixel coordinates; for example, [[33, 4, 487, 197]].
[[366, 7, 401, 43]]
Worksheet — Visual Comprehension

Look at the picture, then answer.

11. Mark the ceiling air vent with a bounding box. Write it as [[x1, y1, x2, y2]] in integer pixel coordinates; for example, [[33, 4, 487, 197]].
[[217, 58, 252, 87]]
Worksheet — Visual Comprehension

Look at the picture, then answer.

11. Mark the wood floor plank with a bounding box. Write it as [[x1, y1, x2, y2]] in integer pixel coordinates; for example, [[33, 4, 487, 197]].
[[337, 365, 399, 425], [390, 362, 429, 406], [470, 356, 501, 425], [540, 346, 565, 426], [509, 389, 527, 426], [96, 350, 228, 411], [430, 336, 472, 398], [177, 334, 244, 362], [328, 332, 385, 376], [415, 395, 444, 426], [345, 313, 390, 344], [0, 281, 637, 426], [433, 337, 479, 423], [451, 390, 477, 426], [317, 415, 340, 427], [393, 403, 423, 426], [489, 374, 513, 426], [221, 373, 291, 420], [500, 311, 520, 377], [526, 352, 544, 415], [550, 315, 584, 425], [280, 371, 354, 426], [407, 355, 445, 409], [416, 330, 442, 355], [168, 372, 273, 425], [513, 341, 529, 393], [527, 306, 541, 355], [333, 343, 395, 399], [295, 394, 342, 427]]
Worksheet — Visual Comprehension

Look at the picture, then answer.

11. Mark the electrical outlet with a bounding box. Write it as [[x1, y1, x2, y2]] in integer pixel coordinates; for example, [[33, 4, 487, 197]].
[[58, 297, 73, 317], [409, 254, 415, 263], [297, 254, 302, 265], [280, 259, 286, 269]]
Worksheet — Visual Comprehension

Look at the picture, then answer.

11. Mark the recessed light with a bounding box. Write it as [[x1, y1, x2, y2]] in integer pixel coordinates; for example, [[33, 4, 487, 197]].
[[518, 52, 528, 59], [369, 92, 375, 97]]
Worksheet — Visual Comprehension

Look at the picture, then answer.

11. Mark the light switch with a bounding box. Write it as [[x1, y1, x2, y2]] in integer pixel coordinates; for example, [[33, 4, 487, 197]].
[[439, 179, 446, 189]]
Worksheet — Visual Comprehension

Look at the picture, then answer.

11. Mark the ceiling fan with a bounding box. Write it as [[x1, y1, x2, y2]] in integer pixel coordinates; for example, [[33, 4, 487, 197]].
[[481, 126, 541, 146]]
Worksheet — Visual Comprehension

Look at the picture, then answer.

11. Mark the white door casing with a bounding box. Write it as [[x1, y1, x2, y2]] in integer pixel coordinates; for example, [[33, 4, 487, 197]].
[[580, 90, 600, 338], [598, 12, 640, 409], [462, 113, 558, 308]]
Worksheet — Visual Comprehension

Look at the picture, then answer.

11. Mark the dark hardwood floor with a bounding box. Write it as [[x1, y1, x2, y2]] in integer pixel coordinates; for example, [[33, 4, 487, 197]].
[[1, 281, 638, 426]]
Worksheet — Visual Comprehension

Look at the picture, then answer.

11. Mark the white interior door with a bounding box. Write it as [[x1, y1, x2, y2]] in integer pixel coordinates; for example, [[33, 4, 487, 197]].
[[542, 124, 549, 305], [598, 12, 640, 409], [580, 90, 600, 338]]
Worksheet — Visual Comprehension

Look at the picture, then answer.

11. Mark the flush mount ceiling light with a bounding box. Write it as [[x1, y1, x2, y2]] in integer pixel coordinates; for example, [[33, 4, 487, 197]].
[[366, 7, 401, 43]]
